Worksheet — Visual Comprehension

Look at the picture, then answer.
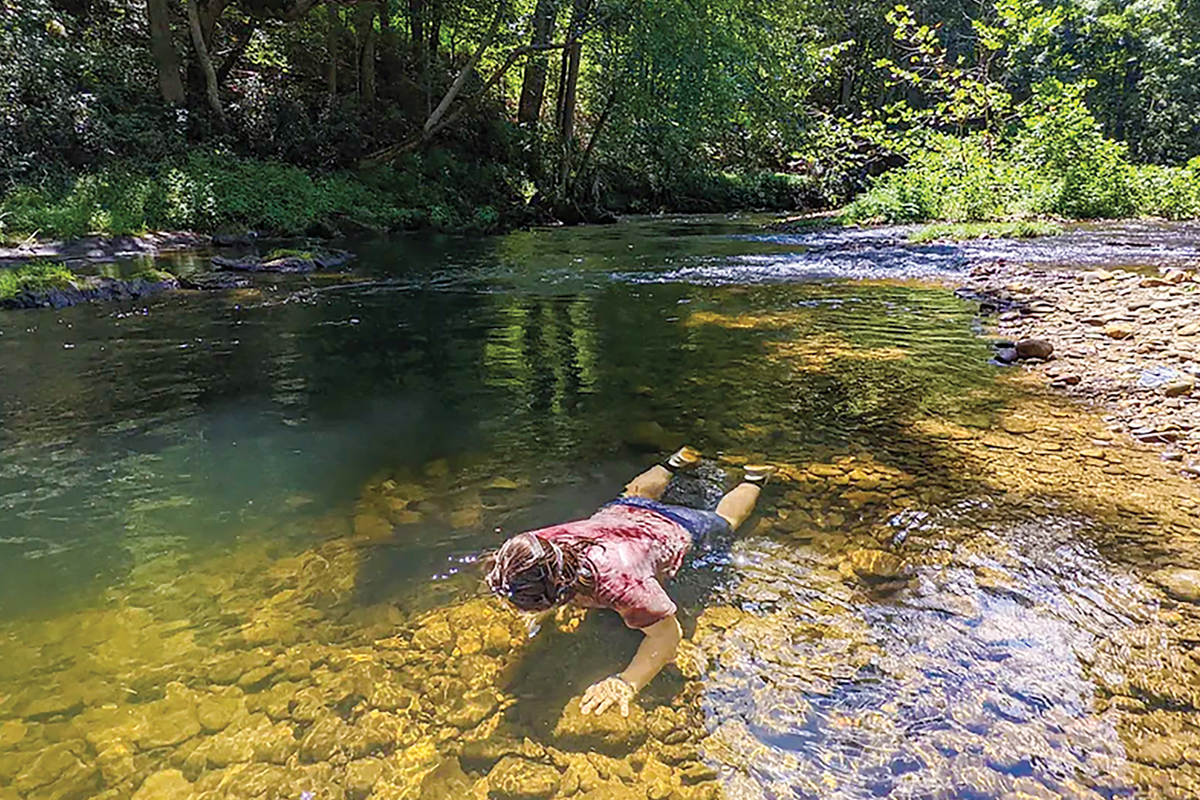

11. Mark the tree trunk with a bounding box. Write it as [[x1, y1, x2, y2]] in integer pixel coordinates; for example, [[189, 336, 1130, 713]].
[[422, 0, 504, 133], [426, 0, 441, 66], [216, 22, 254, 88], [327, 6, 340, 101], [517, 0, 555, 124], [147, 0, 185, 104], [408, 0, 424, 70], [358, 3, 377, 104], [556, 39, 580, 193], [187, 0, 224, 121]]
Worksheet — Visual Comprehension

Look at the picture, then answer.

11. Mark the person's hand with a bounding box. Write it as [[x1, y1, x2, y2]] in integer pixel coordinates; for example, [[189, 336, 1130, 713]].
[[580, 676, 636, 717]]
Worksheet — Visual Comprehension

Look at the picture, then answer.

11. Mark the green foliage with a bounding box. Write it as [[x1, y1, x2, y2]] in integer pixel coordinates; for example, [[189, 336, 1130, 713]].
[[0, 152, 523, 239], [908, 220, 1062, 242], [848, 6, 1200, 225], [264, 249, 316, 261], [0, 262, 77, 300], [844, 134, 1050, 222]]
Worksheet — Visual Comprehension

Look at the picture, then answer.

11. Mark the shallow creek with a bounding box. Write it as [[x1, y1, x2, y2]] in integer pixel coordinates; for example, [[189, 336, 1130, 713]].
[[2, 217, 1200, 800]]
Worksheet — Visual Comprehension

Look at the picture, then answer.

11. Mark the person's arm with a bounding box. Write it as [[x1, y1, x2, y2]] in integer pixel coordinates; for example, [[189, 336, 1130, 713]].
[[579, 613, 682, 716]]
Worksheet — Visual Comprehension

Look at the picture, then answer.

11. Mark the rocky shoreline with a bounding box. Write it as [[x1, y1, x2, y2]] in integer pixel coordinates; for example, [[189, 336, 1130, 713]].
[[0, 232, 210, 268], [950, 258, 1200, 478]]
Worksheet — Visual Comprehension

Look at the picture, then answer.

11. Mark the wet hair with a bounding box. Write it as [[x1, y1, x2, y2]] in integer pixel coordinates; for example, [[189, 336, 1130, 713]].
[[484, 532, 594, 612]]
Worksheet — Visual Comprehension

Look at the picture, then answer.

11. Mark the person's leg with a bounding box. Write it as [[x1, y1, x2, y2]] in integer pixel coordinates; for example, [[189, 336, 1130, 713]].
[[715, 465, 775, 531], [622, 446, 702, 499]]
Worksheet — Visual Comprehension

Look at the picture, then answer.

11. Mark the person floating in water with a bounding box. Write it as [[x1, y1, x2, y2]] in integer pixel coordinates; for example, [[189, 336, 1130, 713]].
[[484, 447, 774, 717]]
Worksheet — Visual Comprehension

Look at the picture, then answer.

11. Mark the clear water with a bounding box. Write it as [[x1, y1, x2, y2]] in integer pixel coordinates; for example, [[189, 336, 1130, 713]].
[[1, 216, 1199, 800]]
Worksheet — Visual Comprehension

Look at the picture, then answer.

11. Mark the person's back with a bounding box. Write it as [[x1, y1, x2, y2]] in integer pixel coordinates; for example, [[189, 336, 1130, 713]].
[[484, 446, 775, 716]]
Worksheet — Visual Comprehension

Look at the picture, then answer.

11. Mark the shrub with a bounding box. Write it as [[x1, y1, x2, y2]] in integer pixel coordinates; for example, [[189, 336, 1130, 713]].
[[0, 262, 76, 300]]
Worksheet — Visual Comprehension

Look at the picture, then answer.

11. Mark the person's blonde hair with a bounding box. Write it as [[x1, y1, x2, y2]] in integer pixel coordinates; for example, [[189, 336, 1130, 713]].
[[484, 532, 594, 611]]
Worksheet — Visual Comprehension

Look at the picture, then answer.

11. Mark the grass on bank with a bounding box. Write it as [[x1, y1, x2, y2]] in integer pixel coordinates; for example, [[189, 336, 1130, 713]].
[[908, 220, 1064, 243], [0, 262, 77, 300]]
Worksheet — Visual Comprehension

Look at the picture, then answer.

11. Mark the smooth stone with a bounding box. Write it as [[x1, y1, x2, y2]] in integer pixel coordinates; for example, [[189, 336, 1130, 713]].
[[553, 697, 648, 756], [1165, 380, 1195, 397], [995, 348, 1020, 364], [132, 769, 194, 800], [1104, 323, 1135, 339], [1150, 568, 1200, 603], [486, 756, 561, 800], [1015, 338, 1053, 359]]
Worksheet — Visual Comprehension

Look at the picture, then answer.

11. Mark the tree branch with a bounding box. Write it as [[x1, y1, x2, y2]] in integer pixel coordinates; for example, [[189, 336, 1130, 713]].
[[361, 39, 568, 163], [216, 22, 255, 87]]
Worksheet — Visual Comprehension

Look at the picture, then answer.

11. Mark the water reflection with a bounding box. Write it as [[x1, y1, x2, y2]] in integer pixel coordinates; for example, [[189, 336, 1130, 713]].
[[1, 218, 1200, 799]]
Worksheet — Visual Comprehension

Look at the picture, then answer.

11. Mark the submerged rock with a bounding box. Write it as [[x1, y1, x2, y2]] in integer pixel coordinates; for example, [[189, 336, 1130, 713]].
[[486, 756, 561, 800], [132, 769, 193, 800], [842, 549, 911, 583], [553, 697, 648, 755]]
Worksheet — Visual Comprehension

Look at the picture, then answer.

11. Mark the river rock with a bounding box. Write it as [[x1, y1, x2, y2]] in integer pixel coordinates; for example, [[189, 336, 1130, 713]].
[[197, 689, 243, 732], [1164, 380, 1194, 397], [1016, 338, 1054, 359], [419, 756, 473, 800], [553, 697, 648, 755], [135, 683, 202, 750], [446, 689, 499, 729], [132, 769, 194, 800], [994, 348, 1019, 364], [623, 421, 682, 452], [1150, 568, 1200, 603], [354, 513, 393, 540], [14, 741, 99, 798], [345, 757, 388, 798], [486, 756, 561, 800], [843, 549, 910, 583], [0, 720, 28, 749], [1104, 323, 1135, 339]]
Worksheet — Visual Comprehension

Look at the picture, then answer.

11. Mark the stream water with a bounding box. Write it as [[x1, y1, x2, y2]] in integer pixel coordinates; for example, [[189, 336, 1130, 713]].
[[1, 216, 1200, 800]]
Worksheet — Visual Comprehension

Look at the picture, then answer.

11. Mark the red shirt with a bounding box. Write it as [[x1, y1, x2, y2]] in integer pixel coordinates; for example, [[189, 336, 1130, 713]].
[[529, 504, 692, 629]]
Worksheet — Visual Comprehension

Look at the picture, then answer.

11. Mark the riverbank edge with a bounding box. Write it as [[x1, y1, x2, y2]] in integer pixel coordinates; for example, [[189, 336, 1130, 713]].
[[0, 231, 211, 268], [940, 259, 1200, 479]]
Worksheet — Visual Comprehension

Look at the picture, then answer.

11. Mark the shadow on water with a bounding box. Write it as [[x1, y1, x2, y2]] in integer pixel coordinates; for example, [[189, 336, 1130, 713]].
[[3, 216, 1200, 799]]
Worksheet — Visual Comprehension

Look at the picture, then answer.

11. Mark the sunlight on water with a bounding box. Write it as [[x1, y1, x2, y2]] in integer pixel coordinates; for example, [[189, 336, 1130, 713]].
[[2, 217, 1200, 799]]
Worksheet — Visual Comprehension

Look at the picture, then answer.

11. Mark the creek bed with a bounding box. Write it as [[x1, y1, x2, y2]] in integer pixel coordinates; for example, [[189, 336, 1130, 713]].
[[1, 215, 1199, 800]]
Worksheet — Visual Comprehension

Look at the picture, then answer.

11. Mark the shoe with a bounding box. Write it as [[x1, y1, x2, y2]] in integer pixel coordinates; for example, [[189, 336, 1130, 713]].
[[742, 464, 777, 485], [664, 446, 703, 471]]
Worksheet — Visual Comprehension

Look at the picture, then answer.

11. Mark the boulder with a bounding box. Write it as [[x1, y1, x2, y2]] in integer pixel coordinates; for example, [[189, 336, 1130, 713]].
[[486, 756, 561, 800], [553, 697, 648, 756]]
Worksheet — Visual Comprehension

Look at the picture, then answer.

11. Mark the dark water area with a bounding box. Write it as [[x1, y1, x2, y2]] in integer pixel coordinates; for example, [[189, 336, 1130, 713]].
[[2, 216, 1200, 800]]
